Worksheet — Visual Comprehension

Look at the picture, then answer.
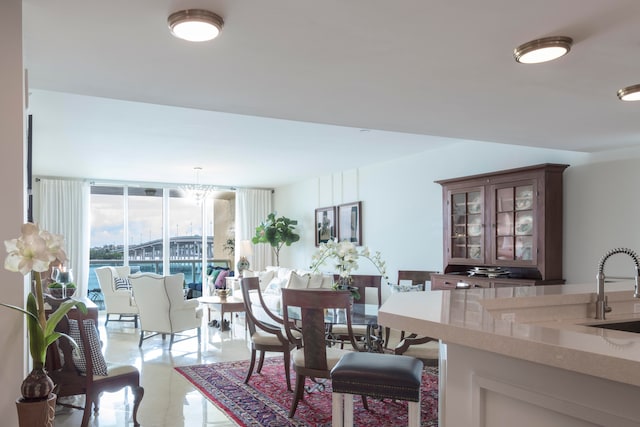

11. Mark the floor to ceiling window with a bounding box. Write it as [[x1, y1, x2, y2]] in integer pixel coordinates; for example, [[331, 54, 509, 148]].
[[168, 191, 212, 284], [127, 187, 164, 274], [89, 185, 232, 298]]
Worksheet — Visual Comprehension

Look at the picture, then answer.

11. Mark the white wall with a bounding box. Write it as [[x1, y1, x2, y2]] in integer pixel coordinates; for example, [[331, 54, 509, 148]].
[[275, 140, 640, 299], [564, 155, 640, 282], [0, 0, 26, 423]]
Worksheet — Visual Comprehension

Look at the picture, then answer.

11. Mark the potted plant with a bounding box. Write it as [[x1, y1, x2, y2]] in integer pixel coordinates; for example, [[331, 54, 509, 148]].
[[47, 281, 64, 298], [251, 212, 300, 266], [2, 222, 86, 426], [64, 282, 77, 297]]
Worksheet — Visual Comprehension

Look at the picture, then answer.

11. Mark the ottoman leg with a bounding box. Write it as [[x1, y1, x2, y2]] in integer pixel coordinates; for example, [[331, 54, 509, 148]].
[[344, 394, 354, 426], [408, 400, 420, 427], [332, 393, 344, 427]]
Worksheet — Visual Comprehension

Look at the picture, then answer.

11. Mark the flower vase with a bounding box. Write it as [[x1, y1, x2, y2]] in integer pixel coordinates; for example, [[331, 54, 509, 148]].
[[336, 276, 355, 311], [16, 368, 56, 426], [16, 393, 56, 427], [216, 288, 231, 300], [21, 367, 54, 400]]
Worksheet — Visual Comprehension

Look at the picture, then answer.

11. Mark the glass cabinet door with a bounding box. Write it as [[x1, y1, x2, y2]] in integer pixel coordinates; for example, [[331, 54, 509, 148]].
[[493, 184, 534, 263], [449, 189, 483, 261]]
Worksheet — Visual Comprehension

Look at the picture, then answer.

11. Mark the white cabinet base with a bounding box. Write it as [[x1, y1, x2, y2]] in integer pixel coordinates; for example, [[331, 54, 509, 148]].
[[442, 342, 640, 427]]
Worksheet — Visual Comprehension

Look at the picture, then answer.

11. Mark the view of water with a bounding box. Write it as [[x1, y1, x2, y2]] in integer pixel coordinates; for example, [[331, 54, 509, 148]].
[[88, 260, 206, 292]]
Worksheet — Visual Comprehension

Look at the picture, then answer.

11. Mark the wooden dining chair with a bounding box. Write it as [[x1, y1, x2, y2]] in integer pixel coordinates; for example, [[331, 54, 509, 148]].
[[396, 270, 436, 291], [394, 335, 440, 366], [281, 288, 366, 418], [393, 270, 438, 341], [240, 277, 299, 391], [49, 314, 144, 426], [392, 270, 440, 362], [331, 274, 382, 348]]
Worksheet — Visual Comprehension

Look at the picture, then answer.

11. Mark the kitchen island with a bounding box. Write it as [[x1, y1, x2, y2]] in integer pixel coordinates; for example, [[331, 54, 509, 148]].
[[378, 282, 640, 427]]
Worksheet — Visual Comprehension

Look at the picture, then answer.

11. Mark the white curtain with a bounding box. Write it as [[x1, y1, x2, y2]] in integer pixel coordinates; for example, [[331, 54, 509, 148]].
[[235, 188, 273, 271], [35, 178, 90, 298]]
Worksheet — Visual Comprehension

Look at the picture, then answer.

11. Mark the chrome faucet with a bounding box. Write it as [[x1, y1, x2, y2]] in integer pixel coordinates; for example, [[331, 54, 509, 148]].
[[595, 247, 640, 320]]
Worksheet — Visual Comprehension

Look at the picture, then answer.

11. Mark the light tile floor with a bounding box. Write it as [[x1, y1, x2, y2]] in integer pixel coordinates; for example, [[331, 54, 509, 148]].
[[55, 310, 251, 427], [54, 309, 404, 426]]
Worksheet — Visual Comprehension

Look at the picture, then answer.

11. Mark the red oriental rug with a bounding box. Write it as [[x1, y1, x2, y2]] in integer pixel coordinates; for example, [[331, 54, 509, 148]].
[[175, 357, 439, 426]]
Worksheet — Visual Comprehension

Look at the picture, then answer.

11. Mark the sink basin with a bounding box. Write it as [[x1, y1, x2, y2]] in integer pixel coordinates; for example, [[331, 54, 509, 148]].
[[588, 320, 640, 333]]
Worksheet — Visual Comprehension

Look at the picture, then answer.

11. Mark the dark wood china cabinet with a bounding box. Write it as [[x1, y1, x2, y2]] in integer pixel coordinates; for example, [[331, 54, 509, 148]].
[[431, 163, 568, 290]]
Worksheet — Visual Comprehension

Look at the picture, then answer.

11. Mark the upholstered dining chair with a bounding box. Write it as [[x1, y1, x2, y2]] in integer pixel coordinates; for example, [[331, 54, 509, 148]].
[[394, 335, 440, 366], [391, 270, 440, 364], [49, 314, 144, 427], [240, 277, 300, 391], [129, 272, 203, 349], [330, 274, 382, 348], [396, 270, 436, 291], [281, 288, 367, 418], [392, 270, 438, 343]]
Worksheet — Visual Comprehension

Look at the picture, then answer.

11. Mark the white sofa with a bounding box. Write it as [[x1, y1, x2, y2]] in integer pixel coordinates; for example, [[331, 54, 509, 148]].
[[95, 266, 139, 327], [243, 267, 334, 320]]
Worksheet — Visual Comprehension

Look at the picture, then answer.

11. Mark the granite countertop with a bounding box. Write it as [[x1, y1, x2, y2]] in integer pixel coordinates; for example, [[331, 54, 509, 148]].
[[378, 281, 640, 387]]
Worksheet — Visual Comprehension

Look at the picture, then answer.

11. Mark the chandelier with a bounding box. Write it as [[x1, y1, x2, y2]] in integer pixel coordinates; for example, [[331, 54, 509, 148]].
[[181, 167, 213, 204]]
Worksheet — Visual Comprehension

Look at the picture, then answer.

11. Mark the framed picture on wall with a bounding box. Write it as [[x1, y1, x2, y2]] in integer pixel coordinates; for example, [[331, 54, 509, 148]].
[[338, 201, 362, 246], [315, 206, 337, 246]]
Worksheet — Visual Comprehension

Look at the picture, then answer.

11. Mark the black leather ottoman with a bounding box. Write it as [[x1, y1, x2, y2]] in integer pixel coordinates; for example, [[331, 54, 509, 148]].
[[330, 351, 423, 426]]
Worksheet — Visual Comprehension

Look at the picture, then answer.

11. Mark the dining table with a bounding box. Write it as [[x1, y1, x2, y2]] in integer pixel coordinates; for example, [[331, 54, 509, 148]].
[[281, 303, 383, 352]]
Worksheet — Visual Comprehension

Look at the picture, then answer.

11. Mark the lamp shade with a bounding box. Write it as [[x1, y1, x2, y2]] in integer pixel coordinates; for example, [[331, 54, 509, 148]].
[[168, 9, 224, 42], [238, 240, 253, 257]]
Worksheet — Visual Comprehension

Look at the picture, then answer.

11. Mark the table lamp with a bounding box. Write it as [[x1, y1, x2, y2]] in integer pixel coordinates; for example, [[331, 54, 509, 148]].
[[237, 240, 253, 277]]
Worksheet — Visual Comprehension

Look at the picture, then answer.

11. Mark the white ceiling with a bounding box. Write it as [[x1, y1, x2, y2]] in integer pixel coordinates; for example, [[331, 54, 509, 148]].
[[22, 0, 640, 188]]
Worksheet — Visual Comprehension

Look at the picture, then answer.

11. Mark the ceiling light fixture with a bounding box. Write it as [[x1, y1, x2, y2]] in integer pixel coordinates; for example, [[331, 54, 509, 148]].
[[514, 36, 573, 64], [181, 167, 213, 204], [617, 84, 640, 101], [168, 9, 224, 42]]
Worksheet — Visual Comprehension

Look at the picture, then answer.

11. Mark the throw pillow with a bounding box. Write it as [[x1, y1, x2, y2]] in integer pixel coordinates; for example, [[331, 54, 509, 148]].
[[286, 271, 310, 289], [263, 276, 287, 295], [307, 273, 325, 289], [215, 269, 229, 288], [209, 269, 222, 284], [320, 275, 335, 289], [257, 270, 275, 291], [68, 318, 109, 376], [114, 277, 131, 291]]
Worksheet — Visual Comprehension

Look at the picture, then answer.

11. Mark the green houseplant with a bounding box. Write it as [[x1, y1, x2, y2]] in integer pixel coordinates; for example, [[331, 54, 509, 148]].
[[2, 222, 86, 401], [251, 213, 300, 266]]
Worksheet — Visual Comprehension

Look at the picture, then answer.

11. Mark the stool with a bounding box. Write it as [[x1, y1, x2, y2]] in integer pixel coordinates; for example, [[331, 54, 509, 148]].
[[330, 352, 423, 427]]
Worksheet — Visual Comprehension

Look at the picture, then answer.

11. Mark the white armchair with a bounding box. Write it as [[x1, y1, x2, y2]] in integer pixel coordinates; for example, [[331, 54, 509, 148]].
[[95, 266, 139, 327], [129, 272, 203, 350]]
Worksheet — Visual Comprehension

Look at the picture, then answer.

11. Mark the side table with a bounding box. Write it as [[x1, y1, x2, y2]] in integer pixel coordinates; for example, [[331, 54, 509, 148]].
[[199, 295, 245, 330]]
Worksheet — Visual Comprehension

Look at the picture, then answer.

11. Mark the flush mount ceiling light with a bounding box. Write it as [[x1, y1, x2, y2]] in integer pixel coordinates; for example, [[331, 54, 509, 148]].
[[514, 36, 573, 64], [168, 9, 224, 42], [617, 84, 640, 101]]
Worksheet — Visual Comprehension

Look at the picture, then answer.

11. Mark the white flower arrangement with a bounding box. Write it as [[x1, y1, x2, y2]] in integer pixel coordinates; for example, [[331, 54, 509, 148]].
[[310, 239, 387, 280]]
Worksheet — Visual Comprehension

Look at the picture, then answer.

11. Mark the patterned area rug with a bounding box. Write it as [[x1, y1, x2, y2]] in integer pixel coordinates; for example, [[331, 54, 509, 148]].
[[175, 357, 439, 426]]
